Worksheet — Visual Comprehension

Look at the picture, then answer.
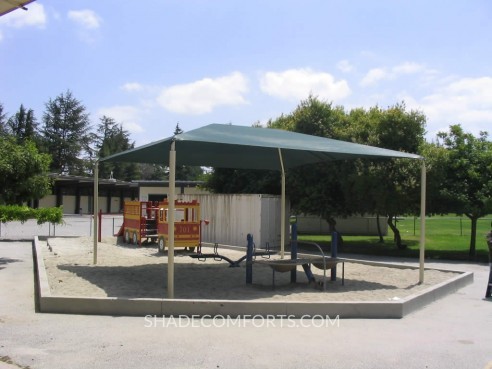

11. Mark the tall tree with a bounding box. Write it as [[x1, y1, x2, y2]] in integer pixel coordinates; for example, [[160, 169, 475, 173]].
[[435, 125, 492, 257], [0, 136, 51, 205], [96, 116, 137, 181], [269, 96, 352, 234], [41, 90, 91, 174], [7, 104, 39, 143], [345, 103, 426, 248]]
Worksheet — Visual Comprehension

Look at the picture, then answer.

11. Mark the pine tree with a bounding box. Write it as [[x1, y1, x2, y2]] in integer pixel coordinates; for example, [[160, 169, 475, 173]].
[[96, 116, 137, 181], [7, 104, 39, 143], [41, 90, 91, 174]]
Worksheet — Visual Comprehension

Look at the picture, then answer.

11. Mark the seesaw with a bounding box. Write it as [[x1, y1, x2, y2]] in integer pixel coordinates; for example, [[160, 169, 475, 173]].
[[189, 242, 276, 267]]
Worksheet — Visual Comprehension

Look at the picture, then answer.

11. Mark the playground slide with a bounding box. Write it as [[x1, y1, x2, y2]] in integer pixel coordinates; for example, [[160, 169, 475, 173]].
[[115, 224, 124, 237]]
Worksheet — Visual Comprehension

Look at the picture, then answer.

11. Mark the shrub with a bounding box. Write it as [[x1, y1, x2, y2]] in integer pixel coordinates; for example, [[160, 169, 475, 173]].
[[0, 205, 63, 225]]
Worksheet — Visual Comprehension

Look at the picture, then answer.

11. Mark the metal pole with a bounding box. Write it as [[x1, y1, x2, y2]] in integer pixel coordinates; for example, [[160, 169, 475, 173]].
[[93, 161, 99, 265], [290, 222, 297, 283], [278, 148, 286, 259], [98, 209, 102, 242], [331, 232, 338, 281], [167, 141, 176, 299], [246, 234, 253, 284], [419, 160, 426, 284]]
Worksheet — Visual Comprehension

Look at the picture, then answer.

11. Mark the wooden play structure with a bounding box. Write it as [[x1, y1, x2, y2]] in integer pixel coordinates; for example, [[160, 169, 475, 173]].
[[119, 200, 203, 253]]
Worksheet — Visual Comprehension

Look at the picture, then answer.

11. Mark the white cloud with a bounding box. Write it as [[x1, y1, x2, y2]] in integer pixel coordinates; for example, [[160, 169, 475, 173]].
[[361, 62, 427, 87], [392, 62, 425, 75], [0, 3, 46, 28], [121, 82, 144, 92], [337, 60, 354, 73], [360, 68, 388, 87], [68, 9, 101, 29], [259, 68, 351, 102], [404, 76, 492, 137], [156, 72, 249, 115], [97, 106, 144, 134]]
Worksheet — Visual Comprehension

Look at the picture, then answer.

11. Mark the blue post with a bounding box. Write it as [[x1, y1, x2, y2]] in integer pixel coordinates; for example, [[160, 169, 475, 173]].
[[246, 234, 254, 284], [331, 231, 338, 281], [290, 222, 298, 283]]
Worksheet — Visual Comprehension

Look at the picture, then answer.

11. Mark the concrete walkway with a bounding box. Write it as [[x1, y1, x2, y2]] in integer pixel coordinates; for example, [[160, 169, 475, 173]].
[[0, 241, 491, 369]]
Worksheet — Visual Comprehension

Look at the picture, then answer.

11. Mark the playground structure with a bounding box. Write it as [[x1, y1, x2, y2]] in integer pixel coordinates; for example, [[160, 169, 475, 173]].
[[116, 200, 342, 291], [190, 218, 343, 290], [118, 200, 204, 253]]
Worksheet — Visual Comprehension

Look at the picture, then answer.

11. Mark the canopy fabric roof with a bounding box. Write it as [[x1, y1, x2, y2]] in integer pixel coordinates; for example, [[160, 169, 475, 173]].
[[101, 123, 421, 169]]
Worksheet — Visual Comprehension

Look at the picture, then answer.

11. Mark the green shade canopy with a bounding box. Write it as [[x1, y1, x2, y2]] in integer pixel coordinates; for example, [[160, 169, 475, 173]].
[[95, 123, 426, 297], [101, 123, 421, 169]]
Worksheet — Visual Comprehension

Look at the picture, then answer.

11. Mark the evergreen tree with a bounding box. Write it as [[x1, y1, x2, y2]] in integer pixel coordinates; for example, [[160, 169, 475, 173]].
[[7, 104, 39, 143], [96, 116, 137, 181], [41, 90, 91, 174]]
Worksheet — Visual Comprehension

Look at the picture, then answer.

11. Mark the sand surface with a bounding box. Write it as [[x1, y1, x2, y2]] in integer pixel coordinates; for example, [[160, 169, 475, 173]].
[[41, 237, 459, 302]]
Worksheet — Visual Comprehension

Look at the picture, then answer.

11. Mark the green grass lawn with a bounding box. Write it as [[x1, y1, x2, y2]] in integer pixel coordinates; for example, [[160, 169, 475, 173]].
[[298, 215, 492, 262]]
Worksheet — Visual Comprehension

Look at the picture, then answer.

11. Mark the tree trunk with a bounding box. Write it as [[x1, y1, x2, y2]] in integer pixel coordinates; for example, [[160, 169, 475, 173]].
[[387, 214, 405, 249], [466, 214, 478, 258], [376, 214, 384, 244]]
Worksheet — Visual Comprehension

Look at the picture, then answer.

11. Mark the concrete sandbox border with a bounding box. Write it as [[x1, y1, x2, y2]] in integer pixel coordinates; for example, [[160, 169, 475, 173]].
[[33, 237, 473, 319]]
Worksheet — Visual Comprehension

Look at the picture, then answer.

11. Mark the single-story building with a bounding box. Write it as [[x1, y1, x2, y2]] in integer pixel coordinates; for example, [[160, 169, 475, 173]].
[[36, 174, 207, 214]]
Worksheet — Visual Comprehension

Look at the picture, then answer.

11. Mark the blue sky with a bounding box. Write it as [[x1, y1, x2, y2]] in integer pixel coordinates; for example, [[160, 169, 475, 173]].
[[1, 0, 491, 146]]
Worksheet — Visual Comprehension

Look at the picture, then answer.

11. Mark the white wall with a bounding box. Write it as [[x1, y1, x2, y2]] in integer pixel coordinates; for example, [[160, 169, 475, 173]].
[[181, 194, 290, 249]]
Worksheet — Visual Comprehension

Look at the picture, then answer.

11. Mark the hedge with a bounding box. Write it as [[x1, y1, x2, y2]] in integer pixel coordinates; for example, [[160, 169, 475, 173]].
[[0, 205, 63, 225]]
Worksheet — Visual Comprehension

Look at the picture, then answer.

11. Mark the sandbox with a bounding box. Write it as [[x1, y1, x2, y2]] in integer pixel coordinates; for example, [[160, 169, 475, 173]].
[[33, 236, 473, 318]]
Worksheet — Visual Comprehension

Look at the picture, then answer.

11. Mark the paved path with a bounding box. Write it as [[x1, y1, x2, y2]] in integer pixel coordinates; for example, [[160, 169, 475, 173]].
[[0, 241, 491, 369]]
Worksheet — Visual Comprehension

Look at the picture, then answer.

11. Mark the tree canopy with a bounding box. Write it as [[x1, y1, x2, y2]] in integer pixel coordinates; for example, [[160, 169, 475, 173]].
[[434, 125, 492, 256], [0, 136, 52, 205], [41, 90, 91, 175], [95, 116, 137, 181], [206, 97, 427, 248], [7, 104, 39, 143]]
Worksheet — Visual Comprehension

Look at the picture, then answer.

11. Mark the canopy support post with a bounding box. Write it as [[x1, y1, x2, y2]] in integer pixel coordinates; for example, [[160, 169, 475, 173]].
[[93, 160, 99, 265], [419, 160, 426, 284], [167, 141, 176, 298], [278, 148, 286, 259]]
